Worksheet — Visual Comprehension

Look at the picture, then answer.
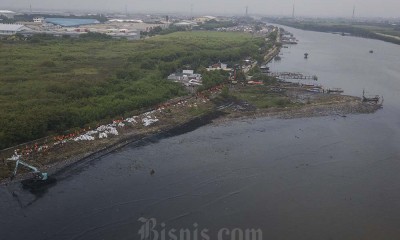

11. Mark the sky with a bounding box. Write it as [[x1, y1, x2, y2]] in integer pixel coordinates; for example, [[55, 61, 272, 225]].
[[1, 0, 399, 18]]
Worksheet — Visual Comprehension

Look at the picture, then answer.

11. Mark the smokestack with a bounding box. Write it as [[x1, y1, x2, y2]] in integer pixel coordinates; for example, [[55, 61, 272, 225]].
[[246, 6, 248, 16], [352, 6, 355, 19]]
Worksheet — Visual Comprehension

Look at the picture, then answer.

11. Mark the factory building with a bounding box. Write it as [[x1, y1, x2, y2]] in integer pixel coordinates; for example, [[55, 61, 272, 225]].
[[0, 24, 31, 35]]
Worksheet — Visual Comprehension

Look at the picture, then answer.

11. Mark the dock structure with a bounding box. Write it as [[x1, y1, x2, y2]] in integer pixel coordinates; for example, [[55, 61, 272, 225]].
[[362, 90, 381, 103], [268, 72, 318, 81]]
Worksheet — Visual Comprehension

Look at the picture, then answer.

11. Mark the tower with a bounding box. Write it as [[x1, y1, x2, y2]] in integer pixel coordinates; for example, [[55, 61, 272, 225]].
[[292, 2, 295, 18], [246, 6, 248, 17], [352, 5, 355, 19]]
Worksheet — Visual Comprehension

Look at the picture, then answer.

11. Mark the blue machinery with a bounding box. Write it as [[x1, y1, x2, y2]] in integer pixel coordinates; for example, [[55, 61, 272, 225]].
[[7, 151, 48, 181]]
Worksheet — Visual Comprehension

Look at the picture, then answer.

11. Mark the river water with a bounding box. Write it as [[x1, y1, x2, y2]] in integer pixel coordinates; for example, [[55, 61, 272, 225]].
[[1, 27, 400, 240]]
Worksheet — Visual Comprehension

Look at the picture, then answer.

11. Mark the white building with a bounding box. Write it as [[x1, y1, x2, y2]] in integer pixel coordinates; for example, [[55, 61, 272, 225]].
[[168, 70, 202, 86], [206, 62, 232, 71], [33, 17, 45, 23], [0, 24, 31, 35]]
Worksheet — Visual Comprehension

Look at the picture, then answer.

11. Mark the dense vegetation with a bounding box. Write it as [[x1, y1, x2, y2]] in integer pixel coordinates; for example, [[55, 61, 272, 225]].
[[0, 31, 265, 149], [199, 70, 231, 90], [140, 25, 188, 37]]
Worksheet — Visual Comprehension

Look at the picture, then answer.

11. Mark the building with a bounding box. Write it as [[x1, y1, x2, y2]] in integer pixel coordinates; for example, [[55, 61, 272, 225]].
[[168, 70, 202, 87], [173, 21, 198, 28], [44, 18, 100, 27], [33, 17, 45, 23], [194, 16, 216, 24], [0, 24, 31, 35], [206, 62, 232, 71], [0, 10, 16, 19]]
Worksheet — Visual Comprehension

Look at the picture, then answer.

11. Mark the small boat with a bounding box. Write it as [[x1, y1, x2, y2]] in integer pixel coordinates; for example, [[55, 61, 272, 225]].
[[304, 53, 309, 59], [362, 90, 380, 103], [362, 95, 379, 103], [326, 88, 344, 93], [260, 65, 270, 73], [306, 88, 322, 93], [369, 50, 374, 53]]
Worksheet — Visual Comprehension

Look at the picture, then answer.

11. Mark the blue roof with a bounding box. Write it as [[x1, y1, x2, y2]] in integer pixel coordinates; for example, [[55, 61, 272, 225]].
[[45, 18, 100, 27]]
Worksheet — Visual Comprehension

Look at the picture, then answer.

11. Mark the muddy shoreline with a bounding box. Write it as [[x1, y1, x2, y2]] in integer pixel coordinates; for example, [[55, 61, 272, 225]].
[[0, 84, 382, 185]]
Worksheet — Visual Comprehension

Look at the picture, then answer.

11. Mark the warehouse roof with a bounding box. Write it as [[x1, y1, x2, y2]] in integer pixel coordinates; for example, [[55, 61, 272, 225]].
[[0, 10, 16, 14], [0, 24, 26, 31], [45, 18, 100, 27]]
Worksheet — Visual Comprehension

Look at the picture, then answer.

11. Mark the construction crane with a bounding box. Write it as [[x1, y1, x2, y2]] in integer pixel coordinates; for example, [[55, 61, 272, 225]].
[[7, 151, 48, 181]]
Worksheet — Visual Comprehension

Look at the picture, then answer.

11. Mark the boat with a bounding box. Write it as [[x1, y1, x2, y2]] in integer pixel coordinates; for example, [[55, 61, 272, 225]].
[[362, 95, 380, 103], [326, 88, 344, 93], [362, 90, 380, 103], [306, 88, 322, 93], [260, 65, 270, 73], [369, 50, 374, 53]]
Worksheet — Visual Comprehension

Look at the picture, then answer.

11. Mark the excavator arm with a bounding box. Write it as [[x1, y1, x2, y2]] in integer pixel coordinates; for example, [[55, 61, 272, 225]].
[[8, 152, 48, 181]]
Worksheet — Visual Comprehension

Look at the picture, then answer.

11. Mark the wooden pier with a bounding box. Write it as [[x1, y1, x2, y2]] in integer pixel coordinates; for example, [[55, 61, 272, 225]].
[[268, 72, 318, 81]]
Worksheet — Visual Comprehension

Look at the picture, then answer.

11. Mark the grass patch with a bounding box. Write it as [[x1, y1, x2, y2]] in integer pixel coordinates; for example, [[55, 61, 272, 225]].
[[72, 68, 99, 75], [232, 85, 293, 109]]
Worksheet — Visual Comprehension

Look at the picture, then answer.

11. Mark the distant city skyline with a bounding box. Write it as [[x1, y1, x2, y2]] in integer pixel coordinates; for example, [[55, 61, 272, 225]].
[[1, 0, 399, 18]]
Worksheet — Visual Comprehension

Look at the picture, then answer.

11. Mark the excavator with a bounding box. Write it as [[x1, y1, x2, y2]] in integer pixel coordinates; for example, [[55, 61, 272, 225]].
[[7, 151, 55, 188]]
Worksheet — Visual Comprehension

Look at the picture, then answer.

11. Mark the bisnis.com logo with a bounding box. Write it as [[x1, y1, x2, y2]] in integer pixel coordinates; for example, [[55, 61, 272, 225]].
[[138, 217, 263, 240]]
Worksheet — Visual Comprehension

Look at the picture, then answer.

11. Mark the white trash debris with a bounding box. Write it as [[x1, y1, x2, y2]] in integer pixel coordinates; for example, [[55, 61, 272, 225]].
[[99, 132, 108, 139], [106, 127, 119, 136], [74, 134, 95, 142], [125, 117, 137, 124], [142, 117, 159, 127], [86, 130, 98, 136]]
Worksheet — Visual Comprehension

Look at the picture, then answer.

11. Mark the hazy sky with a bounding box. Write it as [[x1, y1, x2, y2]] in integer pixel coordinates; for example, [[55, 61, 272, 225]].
[[1, 0, 399, 18]]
